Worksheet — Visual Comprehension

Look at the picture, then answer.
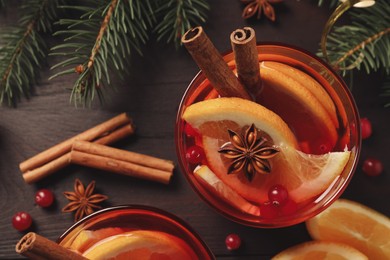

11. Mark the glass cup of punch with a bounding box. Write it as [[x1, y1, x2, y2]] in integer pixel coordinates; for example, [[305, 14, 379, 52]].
[[175, 1, 370, 228]]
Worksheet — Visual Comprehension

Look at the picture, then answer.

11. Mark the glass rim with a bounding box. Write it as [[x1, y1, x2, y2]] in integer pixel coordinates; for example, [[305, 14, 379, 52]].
[[175, 42, 361, 228], [57, 204, 215, 258]]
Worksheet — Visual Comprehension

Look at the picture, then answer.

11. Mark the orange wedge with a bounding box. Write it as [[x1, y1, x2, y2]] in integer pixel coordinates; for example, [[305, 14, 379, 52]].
[[306, 199, 390, 260], [183, 98, 350, 204], [272, 241, 368, 260], [82, 230, 197, 260], [68, 227, 127, 253], [194, 165, 260, 216], [263, 61, 338, 128], [259, 62, 338, 154]]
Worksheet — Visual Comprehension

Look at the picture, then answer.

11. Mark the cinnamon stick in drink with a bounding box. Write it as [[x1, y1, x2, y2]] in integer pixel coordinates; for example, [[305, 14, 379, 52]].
[[230, 27, 262, 100], [15, 232, 87, 260], [182, 26, 251, 100], [22, 123, 134, 184]]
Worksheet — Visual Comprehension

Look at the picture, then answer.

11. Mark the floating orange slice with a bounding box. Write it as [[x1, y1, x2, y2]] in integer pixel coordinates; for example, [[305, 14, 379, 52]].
[[183, 97, 350, 204], [306, 199, 390, 260], [82, 230, 197, 260], [259, 61, 338, 154], [67, 227, 128, 253], [272, 241, 368, 260]]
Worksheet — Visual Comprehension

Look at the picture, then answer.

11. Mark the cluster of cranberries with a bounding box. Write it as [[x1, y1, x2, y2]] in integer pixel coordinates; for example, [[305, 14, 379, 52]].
[[12, 189, 55, 231], [360, 118, 383, 177]]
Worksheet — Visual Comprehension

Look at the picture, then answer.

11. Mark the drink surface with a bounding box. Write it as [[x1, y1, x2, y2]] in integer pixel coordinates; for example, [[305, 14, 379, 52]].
[[58, 207, 213, 259], [177, 45, 359, 227]]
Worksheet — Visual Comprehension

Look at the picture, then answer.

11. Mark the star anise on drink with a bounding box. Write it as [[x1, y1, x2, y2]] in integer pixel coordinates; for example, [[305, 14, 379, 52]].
[[241, 0, 283, 21], [62, 178, 108, 222], [218, 124, 279, 182]]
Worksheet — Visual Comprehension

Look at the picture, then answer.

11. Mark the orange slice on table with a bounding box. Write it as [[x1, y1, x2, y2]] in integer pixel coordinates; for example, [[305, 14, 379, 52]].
[[259, 61, 338, 154], [82, 230, 197, 260], [183, 97, 350, 204], [306, 199, 390, 260], [272, 241, 368, 260]]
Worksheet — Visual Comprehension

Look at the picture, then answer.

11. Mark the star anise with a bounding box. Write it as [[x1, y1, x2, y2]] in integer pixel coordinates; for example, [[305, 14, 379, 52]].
[[218, 124, 279, 182], [62, 178, 108, 222], [241, 0, 283, 22]]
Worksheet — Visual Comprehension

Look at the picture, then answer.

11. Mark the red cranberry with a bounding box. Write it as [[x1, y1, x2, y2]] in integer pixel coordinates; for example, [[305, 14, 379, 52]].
[[268, 185, 289, 206], [185, 145, 205, 164], [260, 202, 279, 219], [280, 199, 298, 216], [12, 212, 32, 231], [35, 189, 54, 207], [362, 158, 383, 176], [225, 233, 241, 250], [360, 118, 372, 139]]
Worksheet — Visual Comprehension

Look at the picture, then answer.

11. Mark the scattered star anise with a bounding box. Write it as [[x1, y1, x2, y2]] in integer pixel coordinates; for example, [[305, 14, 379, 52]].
[[62, 179, 108, 222], [218, 124, 279, 182], [241, 0, 283, 22]]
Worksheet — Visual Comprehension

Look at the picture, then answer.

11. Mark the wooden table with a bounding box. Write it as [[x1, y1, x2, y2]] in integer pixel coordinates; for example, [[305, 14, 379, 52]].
[[1, 1, 389, 259]]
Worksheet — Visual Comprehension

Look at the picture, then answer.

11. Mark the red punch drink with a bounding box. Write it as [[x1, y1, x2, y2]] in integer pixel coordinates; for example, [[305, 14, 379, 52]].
[[176, 43, 360, 228], [58, 206, 214, 259]]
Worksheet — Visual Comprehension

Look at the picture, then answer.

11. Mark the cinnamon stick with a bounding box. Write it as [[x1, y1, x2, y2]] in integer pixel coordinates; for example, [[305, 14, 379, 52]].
[[20, 113, 133, 173], [182, 26, 251, 100], [15, 232, 87, 260], [22, 123, 134, 184], [72, 141, 175, 172], [70, 150, 172, 184], [230, 27, 262, 100]]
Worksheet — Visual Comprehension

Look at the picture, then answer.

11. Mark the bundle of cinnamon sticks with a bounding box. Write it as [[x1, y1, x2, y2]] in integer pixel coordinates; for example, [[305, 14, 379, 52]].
[[19, 113, 173, 184]]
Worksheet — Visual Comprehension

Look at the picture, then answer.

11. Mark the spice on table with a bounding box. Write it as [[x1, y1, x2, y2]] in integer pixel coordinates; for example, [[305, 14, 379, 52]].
[[20, 113, 135, 184], [15, 232, 87, 260], [241, 0, 283, 21], [62, 179, 108, 222], [70, 141, 174, 184]]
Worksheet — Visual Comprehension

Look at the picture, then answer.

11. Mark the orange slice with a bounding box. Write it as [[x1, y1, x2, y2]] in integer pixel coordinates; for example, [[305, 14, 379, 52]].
[[68, 227, 127, 253], [272, 241, 368, 260], [259, 61, 338, 154], [82, 230, 197, 260], [263, 61, 338, 128], [183, 97, 350, 204], [306, 199, 390, 260], [194, 165, 260, 216]]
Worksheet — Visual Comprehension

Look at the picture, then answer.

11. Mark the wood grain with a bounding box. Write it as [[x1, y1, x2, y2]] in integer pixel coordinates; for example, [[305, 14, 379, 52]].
[[0, 1, 389, 259]]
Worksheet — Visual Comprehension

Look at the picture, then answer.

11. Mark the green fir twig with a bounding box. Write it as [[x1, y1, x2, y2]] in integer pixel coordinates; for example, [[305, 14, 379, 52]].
[[0, 0, 62, 106], [154, 0, 209, 47]]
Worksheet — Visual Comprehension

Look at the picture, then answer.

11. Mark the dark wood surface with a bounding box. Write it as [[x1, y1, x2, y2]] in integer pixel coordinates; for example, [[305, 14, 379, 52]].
[[1, 1, 389, 259]]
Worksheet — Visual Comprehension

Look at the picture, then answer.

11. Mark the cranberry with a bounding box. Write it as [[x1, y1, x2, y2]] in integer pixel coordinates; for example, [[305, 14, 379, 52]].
[[225, 233, 241, 250], [268, 185, 289, 206], [280, 200, 298, 216], [260, 202, 279, 219], [360, 118, 372, 139], [12, 212, 32, 231], [184, 123, 199, 138], [35, 189, 54, 207], [185, 145, 205, 164], [362, 158, 383, 176]]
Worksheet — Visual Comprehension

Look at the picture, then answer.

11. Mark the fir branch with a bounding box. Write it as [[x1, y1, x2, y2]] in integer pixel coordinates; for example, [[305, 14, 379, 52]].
[[50, 0, 152, 106], [0, 0, 62, 106], [154, 0, 209, 47], [321, 0, 390, 74]]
